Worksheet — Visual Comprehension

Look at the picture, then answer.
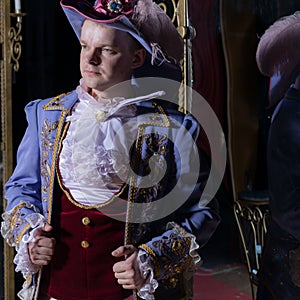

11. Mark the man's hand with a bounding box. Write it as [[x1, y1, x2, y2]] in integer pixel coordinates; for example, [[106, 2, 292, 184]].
[[28, 222, 55, 266], [112, 245, 145, 290]]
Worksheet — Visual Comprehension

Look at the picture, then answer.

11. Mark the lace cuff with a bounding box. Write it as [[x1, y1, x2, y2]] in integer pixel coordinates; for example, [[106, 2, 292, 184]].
[[14, 213, 46, 277], [1, 210, 16, 247], [167, 222, 202, 278], [137, 249, 158, 300], [1, 202, 41, 247]]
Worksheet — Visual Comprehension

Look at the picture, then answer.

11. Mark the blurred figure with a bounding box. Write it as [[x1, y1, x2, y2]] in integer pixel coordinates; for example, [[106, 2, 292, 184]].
[[256, 11, 300, 300]]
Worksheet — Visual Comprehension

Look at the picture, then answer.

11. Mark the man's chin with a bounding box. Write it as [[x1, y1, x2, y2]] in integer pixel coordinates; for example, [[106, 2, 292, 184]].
[[83, 79, 109, 92]]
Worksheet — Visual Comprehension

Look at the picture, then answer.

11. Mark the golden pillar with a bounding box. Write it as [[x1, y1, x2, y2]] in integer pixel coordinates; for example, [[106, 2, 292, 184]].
[[1, 0, 25, 298]]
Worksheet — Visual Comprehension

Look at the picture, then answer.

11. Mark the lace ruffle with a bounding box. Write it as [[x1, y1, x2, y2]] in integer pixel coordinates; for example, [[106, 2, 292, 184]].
[[137, 249, 158, 300], [1, 210, 17, 247], [3, 212, 47, 300], [1, 202, 41, 247], [14, 213, 46, 277], [59, 80, 165, 206], [17, 284, 35, 300], [167, 222, 202, 277], [134, 224, 201, 300]]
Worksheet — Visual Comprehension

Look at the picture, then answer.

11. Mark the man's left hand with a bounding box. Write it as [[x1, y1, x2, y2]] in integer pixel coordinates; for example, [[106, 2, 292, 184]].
[[112, 245, 145, 290]]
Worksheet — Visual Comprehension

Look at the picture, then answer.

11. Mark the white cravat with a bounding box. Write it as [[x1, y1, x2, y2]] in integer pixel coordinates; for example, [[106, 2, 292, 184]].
[[59, 82, 164, 206]]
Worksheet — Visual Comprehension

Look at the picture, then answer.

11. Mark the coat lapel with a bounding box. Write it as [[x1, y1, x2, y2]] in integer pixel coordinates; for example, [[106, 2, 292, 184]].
[[40, 91, 78, 223]]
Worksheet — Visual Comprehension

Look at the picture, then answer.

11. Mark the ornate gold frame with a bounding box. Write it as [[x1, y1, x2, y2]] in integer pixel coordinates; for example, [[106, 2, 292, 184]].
[[156, 0, 194, 113], [1, 0, 25, 298], [0, 1, 191, 299], [1, 0, 15, 298]]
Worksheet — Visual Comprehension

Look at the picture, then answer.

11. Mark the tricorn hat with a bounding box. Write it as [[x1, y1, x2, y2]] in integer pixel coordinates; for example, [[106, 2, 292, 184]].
[[60, 0, 184, 65], [256, 11, 300, 107]]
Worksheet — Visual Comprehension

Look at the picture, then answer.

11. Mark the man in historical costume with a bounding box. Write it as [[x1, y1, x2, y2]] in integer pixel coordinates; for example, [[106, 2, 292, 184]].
[[256, 11, 300, 300], [1, 0, 220, 299]]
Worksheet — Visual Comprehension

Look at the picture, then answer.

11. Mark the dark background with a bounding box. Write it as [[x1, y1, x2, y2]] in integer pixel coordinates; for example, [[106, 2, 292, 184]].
[[12, 0, 81, 151]]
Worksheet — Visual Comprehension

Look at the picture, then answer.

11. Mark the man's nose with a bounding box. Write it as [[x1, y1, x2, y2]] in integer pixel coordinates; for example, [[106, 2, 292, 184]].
[[89, 50, 101, 65]]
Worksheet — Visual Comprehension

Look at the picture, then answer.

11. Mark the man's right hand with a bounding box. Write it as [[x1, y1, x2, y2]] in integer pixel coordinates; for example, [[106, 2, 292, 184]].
[[28, 223, 55, 266]]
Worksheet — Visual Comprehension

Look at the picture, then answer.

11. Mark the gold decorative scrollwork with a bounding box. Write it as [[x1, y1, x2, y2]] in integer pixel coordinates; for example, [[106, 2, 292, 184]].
[[8, 20, 22, 72], [1, 2, 25, 299], [235, 201, 264, 223], [234, 200, 269, 298], [8, 12, 25, 73], [155, 0, 177, 24], [154, 0, 195, 113]]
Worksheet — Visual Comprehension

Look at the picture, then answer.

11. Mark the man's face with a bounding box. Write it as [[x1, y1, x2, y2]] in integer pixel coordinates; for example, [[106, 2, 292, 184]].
[[80, 20, 145, 95]]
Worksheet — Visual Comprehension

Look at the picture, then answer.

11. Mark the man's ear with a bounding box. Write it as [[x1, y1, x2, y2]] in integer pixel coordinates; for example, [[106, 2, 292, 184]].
[[132, 48, 147, 69]]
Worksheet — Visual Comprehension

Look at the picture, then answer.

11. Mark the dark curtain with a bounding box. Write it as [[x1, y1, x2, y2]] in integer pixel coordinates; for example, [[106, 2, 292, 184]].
[[12, 0, 81, 154], [188, 0, 239, 264], [189, 0, 226, 134]]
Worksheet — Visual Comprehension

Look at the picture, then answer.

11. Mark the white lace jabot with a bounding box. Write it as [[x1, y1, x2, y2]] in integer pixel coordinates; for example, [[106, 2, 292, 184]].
[[59, 82, 165, 207]]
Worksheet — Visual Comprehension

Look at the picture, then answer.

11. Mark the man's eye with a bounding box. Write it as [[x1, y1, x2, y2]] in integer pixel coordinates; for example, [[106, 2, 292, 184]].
[[103, 48, 115, 54], [80, 44, 87, 49]]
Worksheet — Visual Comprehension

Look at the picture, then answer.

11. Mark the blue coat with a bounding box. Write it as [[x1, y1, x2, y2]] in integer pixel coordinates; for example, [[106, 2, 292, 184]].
[[3, 90, 220, 299]]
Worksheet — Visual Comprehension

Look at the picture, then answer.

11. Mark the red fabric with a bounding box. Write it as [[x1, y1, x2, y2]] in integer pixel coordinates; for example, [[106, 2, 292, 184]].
[[194, 267, 252, 299], [42, 193, 131, 300], [189, 0, 226, 153], [189, 0, 229, 191]]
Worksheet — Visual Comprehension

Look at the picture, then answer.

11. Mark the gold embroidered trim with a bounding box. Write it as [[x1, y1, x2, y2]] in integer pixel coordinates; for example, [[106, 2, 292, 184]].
[[139, 243, 156, 257], [25, 274, 32, 287], [16, 223, 31, 246], [45, 111, 69, 224], [137, 101, 170, 127], [125, 125, 145, 243], [123, 103, 170, 243], [8, 202, 26, 217], [8, 202, 27, 228], [155, 102, 170, 126], [57, 175, 128, 210], [41, 120, 59, 192], [42, 92, 71, 111], [33, 270, 42, 300], [139, 243, 160, 277]]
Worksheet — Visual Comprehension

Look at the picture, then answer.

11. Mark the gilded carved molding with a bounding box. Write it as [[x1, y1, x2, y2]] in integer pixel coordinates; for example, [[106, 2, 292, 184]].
[[1, 0, 25, 298], [155, 0, 194, 113], [8, 20, 22, 72]]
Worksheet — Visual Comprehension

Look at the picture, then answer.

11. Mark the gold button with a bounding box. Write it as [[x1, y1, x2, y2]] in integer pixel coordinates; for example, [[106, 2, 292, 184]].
[[82, 217, 90, 226], [81, 240, 90, 248]]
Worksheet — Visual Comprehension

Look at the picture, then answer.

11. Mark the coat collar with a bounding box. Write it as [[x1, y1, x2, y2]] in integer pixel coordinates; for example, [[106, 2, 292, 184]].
[[42, 90, 78, 112], [42, 90, 172, 128]]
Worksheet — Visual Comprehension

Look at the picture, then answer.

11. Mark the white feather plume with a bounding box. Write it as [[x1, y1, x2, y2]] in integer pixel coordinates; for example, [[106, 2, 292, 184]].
[[132, 0, 183, 62]]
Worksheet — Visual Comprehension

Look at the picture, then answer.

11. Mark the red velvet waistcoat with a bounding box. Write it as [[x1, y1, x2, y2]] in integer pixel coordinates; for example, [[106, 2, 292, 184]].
[[41, 193, 132, 300]]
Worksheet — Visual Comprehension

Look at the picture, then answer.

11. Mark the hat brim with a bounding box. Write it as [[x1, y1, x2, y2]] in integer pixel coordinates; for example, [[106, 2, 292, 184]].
[[60, 0, 183, 81], [61, 0, 153, 56]]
